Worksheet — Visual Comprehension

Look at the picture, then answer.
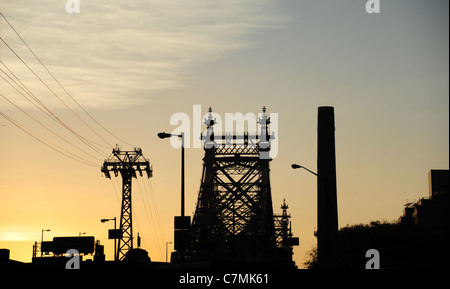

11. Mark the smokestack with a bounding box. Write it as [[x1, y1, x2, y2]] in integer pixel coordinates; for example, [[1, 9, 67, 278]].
[[317, 106, 338, 268]]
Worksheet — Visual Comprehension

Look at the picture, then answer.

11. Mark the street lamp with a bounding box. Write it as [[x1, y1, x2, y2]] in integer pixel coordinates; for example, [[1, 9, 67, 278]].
[[101, 217, 117, 261], [166, 241, 173, 263], [291, 163, 317, 176], [158, 132, 185, 217], [292, 162, 337, 268], [158, 131, 190, 263], [41, 229, 50, 257], [292, 164, 319, 238]]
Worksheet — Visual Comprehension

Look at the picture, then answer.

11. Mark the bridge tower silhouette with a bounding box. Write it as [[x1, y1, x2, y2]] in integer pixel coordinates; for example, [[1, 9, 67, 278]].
[[188, 107, 297, 265]]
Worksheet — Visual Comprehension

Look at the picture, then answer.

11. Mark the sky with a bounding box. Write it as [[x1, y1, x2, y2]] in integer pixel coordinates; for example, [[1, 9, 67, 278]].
[[0, 0, 448, 268]]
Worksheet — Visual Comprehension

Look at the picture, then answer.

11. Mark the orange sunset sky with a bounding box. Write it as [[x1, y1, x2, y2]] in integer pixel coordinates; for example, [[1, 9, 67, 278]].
[[1, 0, 448, 268]]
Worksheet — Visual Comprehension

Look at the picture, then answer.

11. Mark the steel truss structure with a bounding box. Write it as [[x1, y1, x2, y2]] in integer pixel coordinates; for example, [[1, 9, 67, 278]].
[[188, 107, 297, 265], [273, 199, 299, 263], [101, 147, 152, 261]]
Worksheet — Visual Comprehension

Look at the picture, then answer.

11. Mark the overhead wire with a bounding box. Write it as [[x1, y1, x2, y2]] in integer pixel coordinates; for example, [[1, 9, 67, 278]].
[[0, 111, 98, 167], [132, 206, 153, 259], [145, 178, 167, 244], [0, 65, 53, 117], [0, 36, 115, 150], [136, 177, 164, 260], [0, 12, 118, 159], [0, 11, 134, 149], [0, 61, 109, 158], [144, 177, 166, 260], [0, 91, 104, 162], [109, 177, 121, 205]]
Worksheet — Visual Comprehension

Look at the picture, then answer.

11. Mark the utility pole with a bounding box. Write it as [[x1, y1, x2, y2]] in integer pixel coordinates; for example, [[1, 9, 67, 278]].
[[101, 147, 152, 261]]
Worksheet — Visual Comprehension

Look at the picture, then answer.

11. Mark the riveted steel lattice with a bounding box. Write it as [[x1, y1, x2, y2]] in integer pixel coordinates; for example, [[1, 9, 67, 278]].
[[188, 107, 277, 263], [101, 147, 152, 261]]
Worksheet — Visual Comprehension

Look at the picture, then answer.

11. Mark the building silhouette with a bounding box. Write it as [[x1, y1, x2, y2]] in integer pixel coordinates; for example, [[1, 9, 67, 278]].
[[305, 169, 449, 269], [399, 169, 449, 232]]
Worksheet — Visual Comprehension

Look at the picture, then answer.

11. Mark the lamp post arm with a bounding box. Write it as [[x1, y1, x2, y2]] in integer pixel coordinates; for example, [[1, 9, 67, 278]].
[[292, 164, 317, 176], [302, 166, 318, 176]]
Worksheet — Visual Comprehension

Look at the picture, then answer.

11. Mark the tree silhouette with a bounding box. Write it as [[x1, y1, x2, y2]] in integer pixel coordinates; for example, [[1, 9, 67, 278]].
[[305, 220, 449, 269]]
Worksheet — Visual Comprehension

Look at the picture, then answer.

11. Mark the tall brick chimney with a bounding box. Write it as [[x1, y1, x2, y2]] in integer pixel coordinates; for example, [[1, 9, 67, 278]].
[[317, 106, 338, 268]]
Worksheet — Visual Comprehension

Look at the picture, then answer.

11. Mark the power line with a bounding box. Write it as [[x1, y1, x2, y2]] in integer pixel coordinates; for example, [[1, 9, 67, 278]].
[[0, 111, 98, 167], [0, 60, 109, 158], [136, 177, 164, 260], [0, 62, 53, 118], [0, 36, 115, 149], [144, 178, 167, 245], [0, 11, 134, 148], [0, 91, 103, 162]]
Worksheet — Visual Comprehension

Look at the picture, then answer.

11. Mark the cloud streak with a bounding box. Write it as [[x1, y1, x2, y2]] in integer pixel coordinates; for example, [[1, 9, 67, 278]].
[[1, 0, 287, 109]]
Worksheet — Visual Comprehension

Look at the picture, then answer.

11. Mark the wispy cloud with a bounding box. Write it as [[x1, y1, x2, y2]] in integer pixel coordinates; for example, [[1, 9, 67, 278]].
[[1, 0, 287, 109]]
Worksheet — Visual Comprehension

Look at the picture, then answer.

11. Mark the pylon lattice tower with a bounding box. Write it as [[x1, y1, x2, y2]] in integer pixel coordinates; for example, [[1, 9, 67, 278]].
[[188, 107, 293, 264], [101, 147, 152, 261]]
